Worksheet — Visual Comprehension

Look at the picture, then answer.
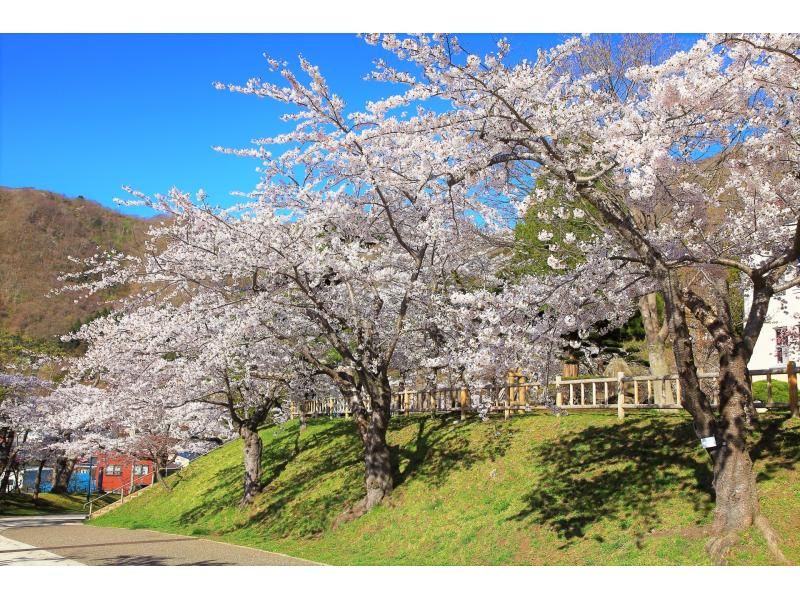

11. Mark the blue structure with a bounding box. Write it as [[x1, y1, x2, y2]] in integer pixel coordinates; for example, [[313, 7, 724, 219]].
[[66, 469, 96, 494], [22, 468, 53, 493], [20, 464, 97, 494]]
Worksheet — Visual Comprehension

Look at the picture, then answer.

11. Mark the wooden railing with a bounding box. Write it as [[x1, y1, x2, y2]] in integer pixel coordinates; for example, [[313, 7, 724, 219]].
[[290, 364, 799, 421], [82, 472, 152, 517]]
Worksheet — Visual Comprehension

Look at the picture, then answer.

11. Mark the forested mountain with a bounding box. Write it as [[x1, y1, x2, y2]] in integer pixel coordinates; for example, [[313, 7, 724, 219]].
[[0, 187, 153, 341]]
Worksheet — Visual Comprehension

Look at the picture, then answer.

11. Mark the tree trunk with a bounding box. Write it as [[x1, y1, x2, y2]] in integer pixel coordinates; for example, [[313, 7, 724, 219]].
[[154, 453, 171, 491], [32, 459, 46, 502], [675, 278, 786, 563], [704, 349, 783, 562], [357, 373, 393, 510], [239, 425, 263, 507], [0, 428, 13, 488], [1, 460, 15, 494], [0, 428, 15, 494], [51, 457, 76, 494], [714, 351, 757, 524], [662, 278, 720, 442], [638, 293, 674, 405], [649, 346, 674, 404]]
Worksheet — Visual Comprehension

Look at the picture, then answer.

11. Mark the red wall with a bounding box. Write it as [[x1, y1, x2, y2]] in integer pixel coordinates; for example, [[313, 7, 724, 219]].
[[91, 453, 155, 494]]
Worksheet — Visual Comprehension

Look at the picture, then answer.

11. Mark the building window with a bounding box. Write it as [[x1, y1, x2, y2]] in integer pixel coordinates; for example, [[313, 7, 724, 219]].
[[133, 465, 149, 476], [776, 327, 790, 364], [104, 465, 122, 476]]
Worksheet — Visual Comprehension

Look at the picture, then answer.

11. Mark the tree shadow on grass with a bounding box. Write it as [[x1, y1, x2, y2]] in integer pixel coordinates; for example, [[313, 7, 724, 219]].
[[170, 413, 516, 541], [174, 424, 303, 528], [391, 413, 515, 489], [241, 414, 516, 539], [509, 414, 715, 546], [242, 419, 365, 538], [749, 412, 800, 483]]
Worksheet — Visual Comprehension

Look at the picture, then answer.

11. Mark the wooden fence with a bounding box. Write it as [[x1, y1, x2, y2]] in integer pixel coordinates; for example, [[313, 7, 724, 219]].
[[291, 363, 799, 421]]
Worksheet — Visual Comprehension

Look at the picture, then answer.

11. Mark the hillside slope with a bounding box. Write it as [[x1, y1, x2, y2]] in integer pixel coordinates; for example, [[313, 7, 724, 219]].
[[0, 187, 154, 340], [89, 411, 800, 565]]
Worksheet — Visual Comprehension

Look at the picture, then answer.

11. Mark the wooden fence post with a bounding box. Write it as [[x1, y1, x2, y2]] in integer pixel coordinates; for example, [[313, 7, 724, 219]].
[[766, 372, 773, 407], [555, 375, 562, 407], [617, 372, 625, 420], [788, 361, 799, 418]]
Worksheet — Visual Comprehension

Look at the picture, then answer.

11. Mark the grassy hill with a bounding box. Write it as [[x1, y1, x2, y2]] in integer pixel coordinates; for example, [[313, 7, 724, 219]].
[[0, 492, 117, 517], [88, 410, 800, 565], [0, 186, 153, 341]]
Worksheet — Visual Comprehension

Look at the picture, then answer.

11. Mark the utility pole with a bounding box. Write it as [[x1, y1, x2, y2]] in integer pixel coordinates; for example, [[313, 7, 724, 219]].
[[86, 455, 94, 505]]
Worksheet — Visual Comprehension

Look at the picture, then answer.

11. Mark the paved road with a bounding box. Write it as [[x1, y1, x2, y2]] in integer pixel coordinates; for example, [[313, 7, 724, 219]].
[[0, 514, 317, 566]]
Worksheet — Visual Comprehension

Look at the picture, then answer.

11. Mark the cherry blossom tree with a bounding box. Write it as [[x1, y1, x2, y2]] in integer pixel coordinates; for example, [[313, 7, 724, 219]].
[[0, 373, 52, 494], [58, 33, 799, 556], [362, 32, 799, 560], [63, 292, 303, 505], [61, 45, 505, 510]]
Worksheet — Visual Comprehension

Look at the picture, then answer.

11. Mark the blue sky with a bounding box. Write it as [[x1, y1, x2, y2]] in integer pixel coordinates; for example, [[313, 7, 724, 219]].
[[0, 34, 702, 217]]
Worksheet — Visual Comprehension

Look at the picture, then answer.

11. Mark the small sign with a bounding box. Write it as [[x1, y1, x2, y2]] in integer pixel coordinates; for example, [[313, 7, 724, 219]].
[[700, 436, 717, 449]]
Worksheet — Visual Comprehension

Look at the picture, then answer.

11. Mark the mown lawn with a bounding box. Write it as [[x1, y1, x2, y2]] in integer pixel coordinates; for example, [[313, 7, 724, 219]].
[[0, 491, 117, 516], [89, 410, 800, 565], [752, 379, 790, 405]]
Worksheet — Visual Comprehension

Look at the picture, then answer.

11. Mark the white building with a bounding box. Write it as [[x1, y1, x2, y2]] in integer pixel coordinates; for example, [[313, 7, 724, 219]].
[[745, 285, 800, 370]]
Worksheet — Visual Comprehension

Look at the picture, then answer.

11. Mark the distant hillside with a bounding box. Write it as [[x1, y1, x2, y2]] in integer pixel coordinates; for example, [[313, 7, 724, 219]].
[[0, 187, 154, 340]]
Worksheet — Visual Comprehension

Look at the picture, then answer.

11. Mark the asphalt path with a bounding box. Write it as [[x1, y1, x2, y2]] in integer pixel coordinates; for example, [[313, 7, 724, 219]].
[[0, 514, 317, 566]]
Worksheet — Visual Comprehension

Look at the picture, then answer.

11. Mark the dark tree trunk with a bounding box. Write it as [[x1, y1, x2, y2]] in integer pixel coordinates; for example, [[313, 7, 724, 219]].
[[704, 347, 774, 556], [32, 459, 46, 502], [239, 425, 263, 507], [662, 278, 720, 442], [677, 276, 786, 563], [154, 453, 171, 491], [356, 373, 394, 510], [0, 429, 13, 480], [0, 428, 14, 494], [1, 459, 15, 494], [51, 457, 76, 494]]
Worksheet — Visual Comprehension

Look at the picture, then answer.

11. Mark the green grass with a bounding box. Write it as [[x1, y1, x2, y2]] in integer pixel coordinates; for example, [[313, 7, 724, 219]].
[[0, 492, 117, 516], [752, 380, 789, 405], [88, 411, 800, 565]]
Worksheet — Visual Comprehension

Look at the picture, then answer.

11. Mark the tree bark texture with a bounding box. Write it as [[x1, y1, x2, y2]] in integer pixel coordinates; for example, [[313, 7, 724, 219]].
[[51, 457, 76, 494], [356, 373, 394, 510], [638, 293, 674, 404], [0, 428, 14, 493], [0, 460, 15, 494], [677, 275, 786, 562], [239, 425, 263, 506]]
